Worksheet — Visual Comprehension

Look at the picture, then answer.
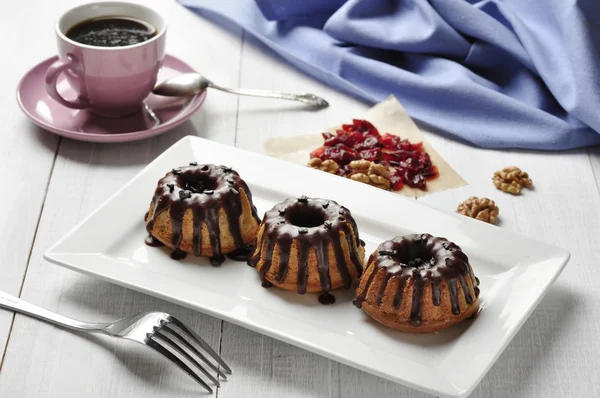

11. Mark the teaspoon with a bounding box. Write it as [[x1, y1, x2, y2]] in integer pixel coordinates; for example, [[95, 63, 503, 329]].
[[152, 73, 329, 109]]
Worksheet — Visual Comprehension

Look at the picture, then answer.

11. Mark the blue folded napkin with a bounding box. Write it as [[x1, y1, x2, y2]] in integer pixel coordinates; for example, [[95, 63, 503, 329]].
[[178, 0, 600, 150]]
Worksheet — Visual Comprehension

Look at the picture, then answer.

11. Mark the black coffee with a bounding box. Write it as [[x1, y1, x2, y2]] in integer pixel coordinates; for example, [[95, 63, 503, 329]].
[[66, 16, 157, 47]]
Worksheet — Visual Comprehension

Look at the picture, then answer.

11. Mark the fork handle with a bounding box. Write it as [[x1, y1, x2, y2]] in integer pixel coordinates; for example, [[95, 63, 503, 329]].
[[0, 290, 106, 333]]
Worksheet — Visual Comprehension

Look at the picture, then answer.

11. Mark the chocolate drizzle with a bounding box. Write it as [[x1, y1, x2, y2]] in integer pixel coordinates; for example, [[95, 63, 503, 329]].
[[226, 246, 253, 262], [145, 164, 261, 264], [170, 250, 187, 261], [144, 234, 164, 247], [262, 280, 273, 288], [248, 197, 363, 296], [318, 293, 336, 305], [355, 233, 480, 327]]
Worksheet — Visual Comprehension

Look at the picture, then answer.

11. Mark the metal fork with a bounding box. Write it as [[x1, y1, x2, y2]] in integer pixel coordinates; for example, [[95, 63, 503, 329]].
[[0, 290, 230, 393]]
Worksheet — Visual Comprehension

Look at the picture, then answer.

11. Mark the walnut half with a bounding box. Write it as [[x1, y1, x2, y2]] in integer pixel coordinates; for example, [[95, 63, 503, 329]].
[[368, 163, 391, 189], [350, 173, 371, 184], [457, 196, 499, 224], [492, 166, 532, 195], [348, 160, 392, 190], [348, 159, 371, 172], [308, 158, 339, 174]]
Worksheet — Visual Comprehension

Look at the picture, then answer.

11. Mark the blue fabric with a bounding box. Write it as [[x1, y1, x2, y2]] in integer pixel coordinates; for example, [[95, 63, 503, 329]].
[[178, 0, 600, 150]]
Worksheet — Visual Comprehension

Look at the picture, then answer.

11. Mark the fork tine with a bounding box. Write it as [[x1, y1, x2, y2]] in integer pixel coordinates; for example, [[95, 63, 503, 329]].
[[166, 316, 233, 374], [145, 335, 213, 393], [155, 329, 220, 386], [162, 326, 228, 380]]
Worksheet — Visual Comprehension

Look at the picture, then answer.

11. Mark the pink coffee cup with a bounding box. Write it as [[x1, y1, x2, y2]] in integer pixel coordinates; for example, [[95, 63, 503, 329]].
[[45, 1, 167, 118]]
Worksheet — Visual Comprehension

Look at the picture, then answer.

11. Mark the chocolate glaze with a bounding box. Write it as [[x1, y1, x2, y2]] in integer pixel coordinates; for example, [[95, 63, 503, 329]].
[[248, 196, 364, 295], [355, 233, 479, 327], [145, 164, 260, 265], [170, 250, 187, 261], [226, 246, 253, 262], [318, 293, 336, 305], [262, 280, 273, 288], [144, 235, 164, 247]]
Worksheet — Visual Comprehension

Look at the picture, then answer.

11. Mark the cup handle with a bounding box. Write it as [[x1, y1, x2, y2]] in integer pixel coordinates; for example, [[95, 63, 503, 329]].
[[45, 54, 90, 109]]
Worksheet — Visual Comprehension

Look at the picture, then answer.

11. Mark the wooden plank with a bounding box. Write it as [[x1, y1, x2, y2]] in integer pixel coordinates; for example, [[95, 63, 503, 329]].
[[588, 146, 600, 192], [0, 1, 243, 396], [0, 0, 63, 368]]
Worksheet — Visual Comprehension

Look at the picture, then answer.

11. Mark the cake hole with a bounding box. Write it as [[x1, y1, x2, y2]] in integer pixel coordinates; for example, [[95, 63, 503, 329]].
[[397, 245, 435, 268], [179, 174, 217, 194], [286, 206, 326, 228]]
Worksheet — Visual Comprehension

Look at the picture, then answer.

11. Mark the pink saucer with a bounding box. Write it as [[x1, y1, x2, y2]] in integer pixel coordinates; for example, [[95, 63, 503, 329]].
[[16, 54, 206, 143]]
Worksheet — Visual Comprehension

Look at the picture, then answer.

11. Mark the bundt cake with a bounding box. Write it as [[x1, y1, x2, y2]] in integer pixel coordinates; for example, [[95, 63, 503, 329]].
[[354, 233, 480, 333], [248, 196, 365, 303], [145, 163, 260, 265]]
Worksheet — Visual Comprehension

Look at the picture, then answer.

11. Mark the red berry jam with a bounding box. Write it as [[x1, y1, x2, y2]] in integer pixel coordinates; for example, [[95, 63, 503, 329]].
[[309, 119, 438, 190]]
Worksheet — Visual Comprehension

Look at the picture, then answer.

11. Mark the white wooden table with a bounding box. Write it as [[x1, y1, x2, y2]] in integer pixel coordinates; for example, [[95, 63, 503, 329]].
[[1, 1, 599, 396]]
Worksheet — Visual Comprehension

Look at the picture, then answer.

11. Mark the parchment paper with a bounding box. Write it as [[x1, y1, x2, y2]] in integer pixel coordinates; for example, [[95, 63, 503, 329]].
[[265, 95, 466, 198]]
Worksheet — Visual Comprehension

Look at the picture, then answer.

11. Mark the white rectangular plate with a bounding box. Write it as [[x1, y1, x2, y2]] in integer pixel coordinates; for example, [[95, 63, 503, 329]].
[[45, 136, 570, 398]]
